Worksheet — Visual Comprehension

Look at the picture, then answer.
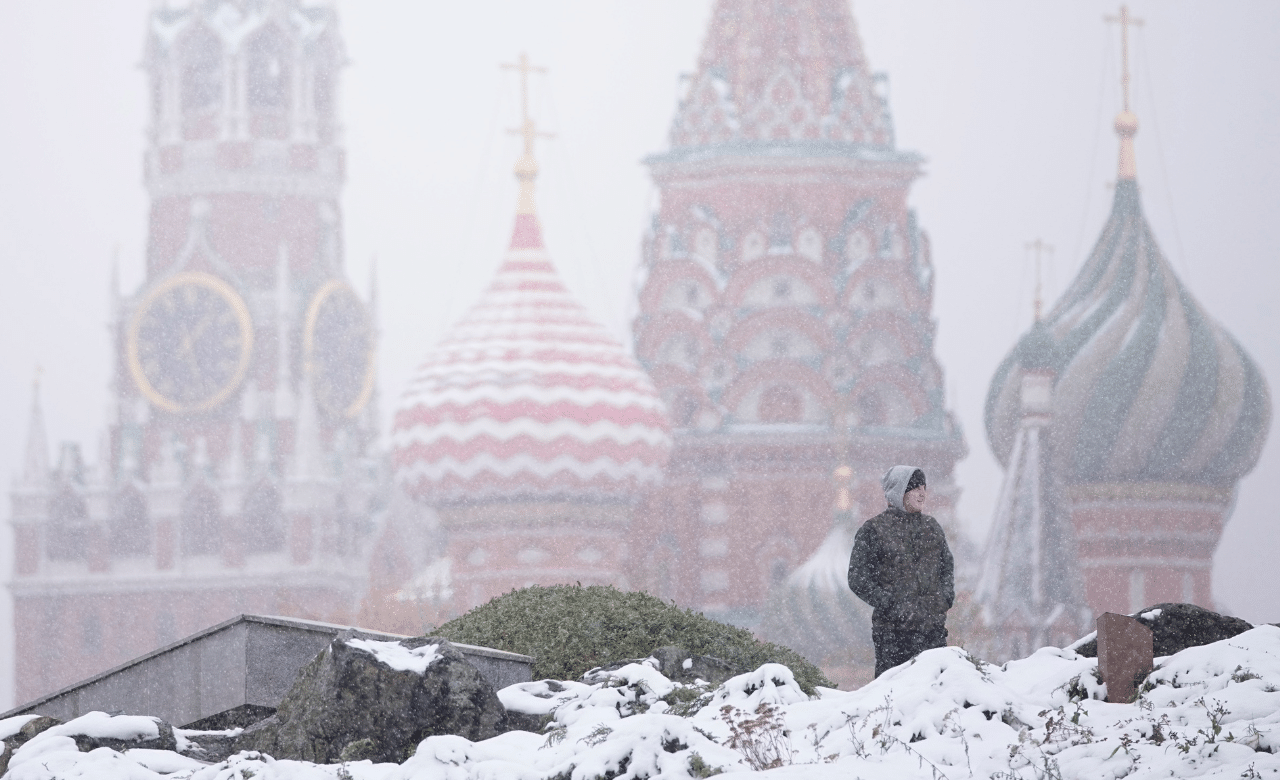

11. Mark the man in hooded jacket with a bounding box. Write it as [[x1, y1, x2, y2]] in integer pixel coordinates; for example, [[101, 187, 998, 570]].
[[848, 465, 955, 677]]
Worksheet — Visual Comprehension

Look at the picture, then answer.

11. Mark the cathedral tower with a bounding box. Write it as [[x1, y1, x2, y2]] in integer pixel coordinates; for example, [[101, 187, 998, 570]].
[[10, 1, 379, 703], [983, 8, 1270, 623], [631, 0, 966, 625]]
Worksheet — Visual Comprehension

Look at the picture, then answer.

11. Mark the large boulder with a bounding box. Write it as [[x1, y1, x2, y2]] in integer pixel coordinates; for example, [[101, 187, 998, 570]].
[[1074, 603, 1253, 658], [238, 632, 507, 764]]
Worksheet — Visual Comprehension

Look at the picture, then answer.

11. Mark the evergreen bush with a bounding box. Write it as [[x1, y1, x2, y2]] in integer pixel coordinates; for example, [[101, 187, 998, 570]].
[[434, 584, 833, 694]]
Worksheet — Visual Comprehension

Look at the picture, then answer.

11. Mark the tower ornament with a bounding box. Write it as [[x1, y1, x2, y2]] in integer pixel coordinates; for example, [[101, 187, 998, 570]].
[[1105, 5, 1144, 180], [501, 53, 554, 216], [1025, 239, 1053, 323]]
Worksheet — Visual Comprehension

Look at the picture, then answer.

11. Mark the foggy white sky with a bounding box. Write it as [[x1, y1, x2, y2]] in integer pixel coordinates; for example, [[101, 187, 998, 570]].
[[1, 0, 1277, 650]]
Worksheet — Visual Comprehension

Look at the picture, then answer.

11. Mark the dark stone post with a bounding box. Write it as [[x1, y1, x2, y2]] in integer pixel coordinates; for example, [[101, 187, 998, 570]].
[[1097, 612, 1153, 703]]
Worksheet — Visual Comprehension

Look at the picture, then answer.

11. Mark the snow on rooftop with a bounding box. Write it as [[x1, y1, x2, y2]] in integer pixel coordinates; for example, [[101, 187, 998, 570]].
[[5, 626, 1280, 778]]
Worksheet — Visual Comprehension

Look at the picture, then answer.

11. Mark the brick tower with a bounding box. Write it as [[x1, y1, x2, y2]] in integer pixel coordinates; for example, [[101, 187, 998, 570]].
[[983, 10, 1270, 624], [9, 1, 379, 703], [630, 0, 967, 628]]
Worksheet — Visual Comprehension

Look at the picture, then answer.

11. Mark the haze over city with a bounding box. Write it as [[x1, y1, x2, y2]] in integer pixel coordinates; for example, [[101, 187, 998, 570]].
[[0, 0, 1277, 712]]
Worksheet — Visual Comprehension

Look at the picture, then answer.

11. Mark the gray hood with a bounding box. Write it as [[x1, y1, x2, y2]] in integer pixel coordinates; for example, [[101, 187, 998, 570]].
[[882, 465, 924, 510]]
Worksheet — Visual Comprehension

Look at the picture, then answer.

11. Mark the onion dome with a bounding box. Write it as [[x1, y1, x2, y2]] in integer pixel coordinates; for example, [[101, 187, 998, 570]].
[[757, 512, 874, 670], [986, 108, 1270, 489], [391, 101, 671, 504], [758, 472, 873, 670]]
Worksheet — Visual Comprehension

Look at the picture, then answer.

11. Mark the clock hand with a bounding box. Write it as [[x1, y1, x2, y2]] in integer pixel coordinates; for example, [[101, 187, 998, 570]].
[[186, 312, 217, 346], [177, 311, 218, 378], [185, 342, 203, 382]]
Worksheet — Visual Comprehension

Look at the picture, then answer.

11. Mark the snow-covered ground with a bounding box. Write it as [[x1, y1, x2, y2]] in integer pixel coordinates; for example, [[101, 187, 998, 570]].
[[4, 626, 1279, 779]]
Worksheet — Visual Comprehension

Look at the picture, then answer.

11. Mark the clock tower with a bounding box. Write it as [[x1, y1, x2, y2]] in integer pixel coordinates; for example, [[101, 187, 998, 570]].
[[10, 0, 380, 704]]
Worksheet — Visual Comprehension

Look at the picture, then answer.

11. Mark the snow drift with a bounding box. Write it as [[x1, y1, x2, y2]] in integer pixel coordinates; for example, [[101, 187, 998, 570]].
[[3, 625, 1278, 779]]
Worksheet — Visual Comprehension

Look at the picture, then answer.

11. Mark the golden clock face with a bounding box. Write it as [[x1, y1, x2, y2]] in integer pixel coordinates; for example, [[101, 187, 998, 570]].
[[304, 279, 375, 418], [127, 272, 253, 414]]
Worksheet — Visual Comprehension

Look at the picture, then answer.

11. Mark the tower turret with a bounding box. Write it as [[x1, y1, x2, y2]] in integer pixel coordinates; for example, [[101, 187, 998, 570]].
[[20, 373, 49, 491], [10, 1, 379, 703], [984, 6, 1270, 619], [976, 323, 1091, 662]]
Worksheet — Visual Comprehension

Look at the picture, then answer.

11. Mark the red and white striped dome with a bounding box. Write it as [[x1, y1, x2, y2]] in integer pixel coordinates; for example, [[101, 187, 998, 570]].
[[391, 211, 671, 504]]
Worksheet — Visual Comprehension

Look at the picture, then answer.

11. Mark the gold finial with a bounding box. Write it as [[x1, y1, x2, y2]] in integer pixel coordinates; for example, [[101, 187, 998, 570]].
[[1026, 239, 1054, 322], [501, 53, 554, 216], [1105, 5, 1144, 180]]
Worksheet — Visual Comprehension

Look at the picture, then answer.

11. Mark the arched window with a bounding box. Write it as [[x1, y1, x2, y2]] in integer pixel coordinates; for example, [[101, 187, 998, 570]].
[[180, 28, 222, 112], [759, 385, 803, 424], [109, 487, 150, 557], [47, 487, 88, 561], [181, 485, 221, 557], [657, 335, 699, 372], [246, 26, 290, 110], [854, 385, 916, 428], [242, 481, 285, 553], [693, 228, 718, 263]]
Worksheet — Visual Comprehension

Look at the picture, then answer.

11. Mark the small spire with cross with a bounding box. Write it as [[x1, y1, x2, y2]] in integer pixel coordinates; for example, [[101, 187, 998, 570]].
[[1105, 5, 1143, 180], [501, 53, 554, 217], [1026, 239, 1054, 322], [23, 362, 50, 486]]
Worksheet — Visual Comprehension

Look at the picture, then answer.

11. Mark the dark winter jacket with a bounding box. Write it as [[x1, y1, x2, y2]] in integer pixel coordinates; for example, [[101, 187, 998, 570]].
[[848, 507, 955, 629]]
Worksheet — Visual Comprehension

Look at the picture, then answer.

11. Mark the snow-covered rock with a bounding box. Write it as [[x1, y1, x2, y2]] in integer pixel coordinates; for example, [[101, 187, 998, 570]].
[[5, 626, 1280, 779], [237, 633, 509, 765], [3, 712, 177, 778], [1074, 602, 1255, 659]]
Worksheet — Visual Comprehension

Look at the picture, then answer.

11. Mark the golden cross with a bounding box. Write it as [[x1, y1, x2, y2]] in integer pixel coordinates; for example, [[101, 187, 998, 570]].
[[1105, 5, 1144, 111], [1026, 239, 1054, 322], [501, 53, 554, 157]]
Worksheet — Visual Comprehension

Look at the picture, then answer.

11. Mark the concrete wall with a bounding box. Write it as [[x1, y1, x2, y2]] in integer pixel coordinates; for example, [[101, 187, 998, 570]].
[[3, 614, 533, 727]]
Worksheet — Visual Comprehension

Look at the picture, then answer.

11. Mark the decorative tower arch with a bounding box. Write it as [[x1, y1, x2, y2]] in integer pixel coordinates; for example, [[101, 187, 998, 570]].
[[631, 0, 967, 628], [9, 1, 379, 704]]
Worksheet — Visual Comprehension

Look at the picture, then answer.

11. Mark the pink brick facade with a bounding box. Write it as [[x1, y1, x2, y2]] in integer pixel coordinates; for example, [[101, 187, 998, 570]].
[[629, 0, 966, 627]]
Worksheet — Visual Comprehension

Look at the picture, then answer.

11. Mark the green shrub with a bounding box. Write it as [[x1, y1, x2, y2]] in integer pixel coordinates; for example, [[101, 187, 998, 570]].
[[434, 584, 833, 694]]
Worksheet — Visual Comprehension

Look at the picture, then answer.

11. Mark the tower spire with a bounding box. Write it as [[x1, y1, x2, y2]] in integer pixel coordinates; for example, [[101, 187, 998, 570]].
[[1106, 5, 1144, 180], [21, 366, 49, 488], [501, 53, 553, 248], [1026, 239, 1053, 323]]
